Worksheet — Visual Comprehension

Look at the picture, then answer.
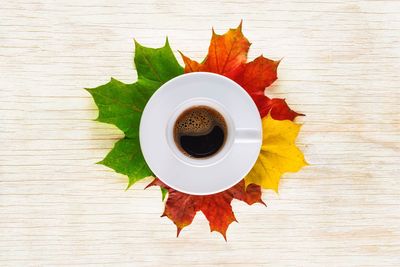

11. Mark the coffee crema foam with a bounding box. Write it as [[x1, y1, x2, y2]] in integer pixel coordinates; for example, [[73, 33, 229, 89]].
[[175, 107, 225, 136]]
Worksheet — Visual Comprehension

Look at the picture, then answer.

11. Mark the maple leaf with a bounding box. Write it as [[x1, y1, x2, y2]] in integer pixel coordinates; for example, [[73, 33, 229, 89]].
[[146, 178, 265, 240], [87, 25, 307, 240], [244, 114, 308, 191], [87, 39, 183, 187], [180, 22, 302, 120], [252, 94, 302, 120], [181, 22, 250, 80]]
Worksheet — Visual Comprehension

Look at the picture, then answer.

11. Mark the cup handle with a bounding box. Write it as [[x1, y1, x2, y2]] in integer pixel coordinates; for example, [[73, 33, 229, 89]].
[[235, 128, 261, 143]]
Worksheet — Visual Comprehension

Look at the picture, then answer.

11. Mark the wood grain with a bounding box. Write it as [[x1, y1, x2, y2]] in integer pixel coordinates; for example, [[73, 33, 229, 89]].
[[1, 0, 399, 266]]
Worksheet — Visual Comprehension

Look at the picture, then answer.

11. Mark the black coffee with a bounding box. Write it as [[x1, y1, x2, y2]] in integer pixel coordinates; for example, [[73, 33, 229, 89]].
[[173, 106, 227, 158]]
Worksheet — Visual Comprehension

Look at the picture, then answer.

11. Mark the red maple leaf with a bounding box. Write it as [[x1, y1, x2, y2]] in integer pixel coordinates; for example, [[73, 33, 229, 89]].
[[180, 21, 303, 121], [147, 178, 265, 240]]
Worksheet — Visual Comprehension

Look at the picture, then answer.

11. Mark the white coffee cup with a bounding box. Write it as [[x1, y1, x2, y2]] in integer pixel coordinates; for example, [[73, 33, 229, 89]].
[[140, 72, 262, 195]]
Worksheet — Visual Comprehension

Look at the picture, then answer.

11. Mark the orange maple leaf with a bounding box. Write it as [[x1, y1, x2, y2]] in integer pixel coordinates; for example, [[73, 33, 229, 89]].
[[147, 178, 264, 240], [180, 21, 302, 120]]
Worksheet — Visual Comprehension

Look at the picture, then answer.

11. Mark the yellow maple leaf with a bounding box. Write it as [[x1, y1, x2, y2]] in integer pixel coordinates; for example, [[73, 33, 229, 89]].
[[244, 114, 308, 192]]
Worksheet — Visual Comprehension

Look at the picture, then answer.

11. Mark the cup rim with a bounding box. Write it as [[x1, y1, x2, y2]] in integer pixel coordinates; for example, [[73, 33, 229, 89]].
[[166, 97, 236, 167]]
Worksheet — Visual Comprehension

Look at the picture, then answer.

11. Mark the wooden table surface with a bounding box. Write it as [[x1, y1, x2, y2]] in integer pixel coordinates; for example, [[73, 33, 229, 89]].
[[1, 0, 399, 266]]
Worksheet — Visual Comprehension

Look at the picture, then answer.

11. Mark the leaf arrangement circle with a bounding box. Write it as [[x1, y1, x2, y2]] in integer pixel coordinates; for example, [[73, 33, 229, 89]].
[[87, 22, 307, 240]]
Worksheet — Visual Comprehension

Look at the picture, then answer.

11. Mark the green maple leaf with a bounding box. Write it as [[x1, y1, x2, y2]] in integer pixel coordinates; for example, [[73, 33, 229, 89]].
[[86, 39, 183, 188], [161, 187, 168, 201]]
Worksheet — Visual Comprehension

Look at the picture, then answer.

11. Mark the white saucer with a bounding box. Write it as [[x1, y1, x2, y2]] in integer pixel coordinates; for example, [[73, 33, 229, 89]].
[[139, 72, 262, 195]]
